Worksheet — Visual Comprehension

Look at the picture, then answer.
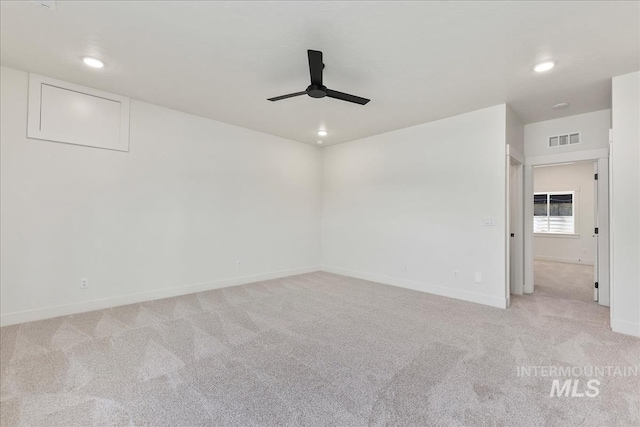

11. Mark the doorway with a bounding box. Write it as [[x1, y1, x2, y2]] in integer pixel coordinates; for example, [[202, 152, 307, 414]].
[[521, 154, 611, 327], [531, 161, 602, 304]]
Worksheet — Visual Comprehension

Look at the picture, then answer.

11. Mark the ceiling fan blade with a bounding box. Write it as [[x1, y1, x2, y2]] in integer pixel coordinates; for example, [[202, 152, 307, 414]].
[[325, 89, 370, 105], [308, 50, 323, 86], [267, 91, 307, 102]]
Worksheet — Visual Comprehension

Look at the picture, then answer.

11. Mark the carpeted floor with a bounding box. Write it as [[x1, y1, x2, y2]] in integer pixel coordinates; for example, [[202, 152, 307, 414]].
[[534, 259, 598, 304], [1, 262, 638, 426]]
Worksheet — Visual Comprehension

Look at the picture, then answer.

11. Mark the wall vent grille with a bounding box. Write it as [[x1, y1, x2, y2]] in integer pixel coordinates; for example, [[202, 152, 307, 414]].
[[549, 132, 580, 147]]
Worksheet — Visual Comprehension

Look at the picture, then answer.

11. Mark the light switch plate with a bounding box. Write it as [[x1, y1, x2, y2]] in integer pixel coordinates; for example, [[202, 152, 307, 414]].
[[483, 217, 495, 226]]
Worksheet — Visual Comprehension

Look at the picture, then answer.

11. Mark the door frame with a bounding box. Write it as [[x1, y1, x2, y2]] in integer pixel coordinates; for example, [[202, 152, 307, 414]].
[[523, 147, 611, 307]]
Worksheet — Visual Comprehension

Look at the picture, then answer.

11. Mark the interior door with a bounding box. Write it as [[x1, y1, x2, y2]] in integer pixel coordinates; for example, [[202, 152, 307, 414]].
[[510, 162, 517, 294], [508, 158, 524, 296], [593, 163, 599, 302], [593, 159, 610, 306], [596, 158, 610, 306]]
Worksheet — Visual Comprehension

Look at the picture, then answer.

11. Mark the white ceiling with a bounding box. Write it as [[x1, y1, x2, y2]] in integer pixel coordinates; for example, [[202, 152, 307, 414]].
[[1, 1, 638, 146]]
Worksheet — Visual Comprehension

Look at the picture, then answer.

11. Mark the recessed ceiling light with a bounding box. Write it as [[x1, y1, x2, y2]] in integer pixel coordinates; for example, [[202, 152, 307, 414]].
[[534, 61, 555, 72], [552, 102, 570, 109], [82, 57, 104, 69], [317, 140, 323, 145], [317, 130, 328, 137]]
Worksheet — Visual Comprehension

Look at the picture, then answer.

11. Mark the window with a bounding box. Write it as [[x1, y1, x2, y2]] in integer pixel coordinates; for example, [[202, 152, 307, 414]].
[[534, 191, 575, 234]]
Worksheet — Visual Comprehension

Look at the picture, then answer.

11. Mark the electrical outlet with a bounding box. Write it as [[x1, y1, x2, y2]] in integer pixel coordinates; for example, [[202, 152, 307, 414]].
[[453, 270, 460, 279], [483, 217, 495, 226], [236, 260, 242, 269], [80, 278, 89, 289], [474, 272, 482, 283]]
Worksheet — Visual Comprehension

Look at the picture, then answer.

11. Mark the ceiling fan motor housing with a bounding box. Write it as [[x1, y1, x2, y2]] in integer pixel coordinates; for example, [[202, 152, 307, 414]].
[[307, 84, 327, 98]]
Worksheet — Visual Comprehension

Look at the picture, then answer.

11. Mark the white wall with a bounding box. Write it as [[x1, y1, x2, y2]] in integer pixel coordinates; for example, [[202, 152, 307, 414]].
[[321, 105, 508, 308], [524, 109, 611, 158], [506, 105, 524, 155], [533, 162, 595, 265], [611, 71, 640, 337], [0, 66, 322, 326]]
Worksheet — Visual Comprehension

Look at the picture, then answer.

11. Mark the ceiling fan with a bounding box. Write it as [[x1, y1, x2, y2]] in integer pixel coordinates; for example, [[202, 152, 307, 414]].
[[268, 50, 370, 105]]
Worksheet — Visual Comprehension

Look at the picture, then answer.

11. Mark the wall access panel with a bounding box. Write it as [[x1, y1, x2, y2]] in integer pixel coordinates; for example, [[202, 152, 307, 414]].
[[27, 74, 130, 151]]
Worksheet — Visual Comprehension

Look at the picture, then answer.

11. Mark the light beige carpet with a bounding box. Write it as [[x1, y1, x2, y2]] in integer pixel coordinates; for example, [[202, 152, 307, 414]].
[[1, 263, 638, 426]]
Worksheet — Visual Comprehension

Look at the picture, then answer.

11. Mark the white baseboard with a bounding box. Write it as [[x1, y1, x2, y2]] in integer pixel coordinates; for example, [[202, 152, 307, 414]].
[[534, 256, 594, 266], [611, 318, 640, 337], [0, 266, 320, 327], [321, 265, 507, 309]]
